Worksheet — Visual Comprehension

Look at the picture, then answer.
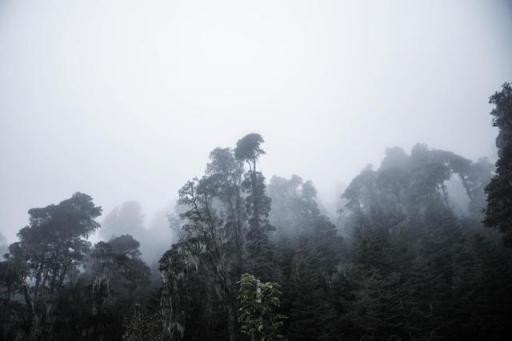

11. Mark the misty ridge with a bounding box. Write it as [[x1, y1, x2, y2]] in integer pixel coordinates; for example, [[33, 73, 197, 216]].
[[1, 1, 512, 341]]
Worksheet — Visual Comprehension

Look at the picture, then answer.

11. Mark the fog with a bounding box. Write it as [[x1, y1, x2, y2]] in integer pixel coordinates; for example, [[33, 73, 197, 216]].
[[1, 0, 512, 245]]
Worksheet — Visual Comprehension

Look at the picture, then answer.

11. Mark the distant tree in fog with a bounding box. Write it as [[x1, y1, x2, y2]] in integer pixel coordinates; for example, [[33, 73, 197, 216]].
[[0, 232, 7, 258], [101, 201, 176, 266], [101, 201, 145, 240]]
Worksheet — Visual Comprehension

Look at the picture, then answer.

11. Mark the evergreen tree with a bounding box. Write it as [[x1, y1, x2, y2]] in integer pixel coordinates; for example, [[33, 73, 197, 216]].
[[238, 273, 285, 341], [485, 83, 512, 246], [235, 133, 275, 281]]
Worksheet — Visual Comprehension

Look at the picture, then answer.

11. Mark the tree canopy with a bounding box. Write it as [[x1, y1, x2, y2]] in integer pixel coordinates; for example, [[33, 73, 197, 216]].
[[1, 85, 512, 340], [485, 82, 512, 246]]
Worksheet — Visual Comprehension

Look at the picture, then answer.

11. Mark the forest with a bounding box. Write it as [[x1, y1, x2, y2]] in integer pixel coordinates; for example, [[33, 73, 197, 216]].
[[1, 83, 512, 341]]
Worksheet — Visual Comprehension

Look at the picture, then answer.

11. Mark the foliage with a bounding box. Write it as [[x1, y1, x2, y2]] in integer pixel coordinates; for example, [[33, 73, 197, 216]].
[[3, 193, 101, 340], [238, 273, 285, 341], [485, 82, 512, 246]]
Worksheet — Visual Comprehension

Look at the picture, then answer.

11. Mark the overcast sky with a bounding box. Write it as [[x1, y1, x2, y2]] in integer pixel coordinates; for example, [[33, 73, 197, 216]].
[[1, 0, 511, 242]]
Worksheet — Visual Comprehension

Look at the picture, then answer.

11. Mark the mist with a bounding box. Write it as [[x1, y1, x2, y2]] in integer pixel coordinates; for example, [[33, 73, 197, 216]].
[[1, 1, 512, 340], [1, 0, 511, 243]]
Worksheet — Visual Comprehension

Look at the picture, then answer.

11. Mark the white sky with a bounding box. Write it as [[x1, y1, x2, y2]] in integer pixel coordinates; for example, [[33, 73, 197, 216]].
[[1, 0, 512, 242]]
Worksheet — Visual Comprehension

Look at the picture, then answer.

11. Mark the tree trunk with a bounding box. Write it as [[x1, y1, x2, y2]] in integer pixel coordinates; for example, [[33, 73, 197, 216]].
[[226, 302, 238, 341]]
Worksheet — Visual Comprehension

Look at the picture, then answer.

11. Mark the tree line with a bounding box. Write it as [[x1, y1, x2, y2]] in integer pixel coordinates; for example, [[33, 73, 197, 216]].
[[1, 83, 512, 340]]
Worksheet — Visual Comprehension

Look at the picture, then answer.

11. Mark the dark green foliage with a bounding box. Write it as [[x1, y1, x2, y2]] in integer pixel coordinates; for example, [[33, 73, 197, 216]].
[[122, 304, 163, 341], [290, 230, 341, 339], [1, 193, 102, 340], [485, 83, 512, 246], [88, 235, 151, 309], [236, 134, 275, 281], [243, 170, 275, 281], [268, 175, 343, 341], [238, 273, 285, 341], [336, 144, 512, 341], [0, 194, 154, 341]]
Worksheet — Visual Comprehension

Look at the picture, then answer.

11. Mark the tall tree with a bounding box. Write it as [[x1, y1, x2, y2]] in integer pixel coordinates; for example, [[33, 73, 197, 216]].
[[160, 134, 277, 340], [161, 147, 247, 341], [485, 82, 512, 246], [235, 133, 275, 280], [267, 175, 343, 340]]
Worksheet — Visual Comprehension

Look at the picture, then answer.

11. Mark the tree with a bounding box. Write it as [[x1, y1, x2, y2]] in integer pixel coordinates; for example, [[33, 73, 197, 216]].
[[485, 83, 512, 246], [122, 303, 163, 341], [235, 133, 275, 280], [338, 143, 512, 341], [267, 175, 321, 238], [0, 255, 26, 340], [101, 201, 145, 242], [284, 218, 342, 341], [206, 147, 246, 277], [238, 273, 285, 341], [160, 134, 277, 340], [0, 232, 7, 258], [234, 133, 266, 169], [466, 158, 493, 218], [6, 193, 101, 339], [267, 176, 343, 340], [89, 235, 150, 304], [161, 146, 247, 341]]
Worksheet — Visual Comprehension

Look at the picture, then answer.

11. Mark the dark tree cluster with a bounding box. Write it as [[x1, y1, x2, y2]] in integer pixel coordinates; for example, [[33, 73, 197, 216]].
[[1, 84, 512, 340], [0, 194, 152, 341]]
